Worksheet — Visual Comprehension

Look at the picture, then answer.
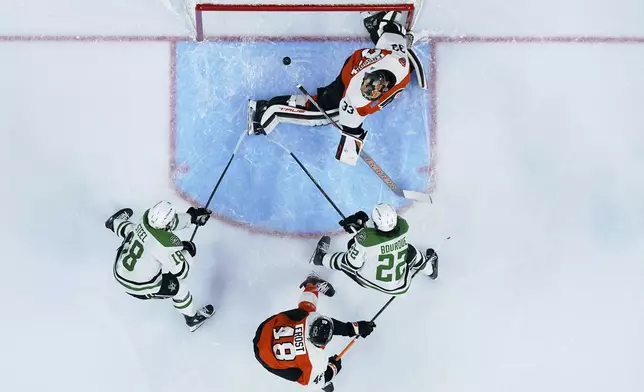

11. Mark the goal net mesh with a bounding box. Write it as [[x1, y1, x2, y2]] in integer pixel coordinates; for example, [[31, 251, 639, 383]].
[[159, 1, 417, 40]]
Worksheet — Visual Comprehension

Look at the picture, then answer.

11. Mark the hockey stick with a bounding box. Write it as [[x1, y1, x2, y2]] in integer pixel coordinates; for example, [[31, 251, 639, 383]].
[[189, 128, 247, 241], [336, 237, 450, 359], [268, 138, 347, 220], [296, 84, 432, 203], [335, 264, 427, 359]]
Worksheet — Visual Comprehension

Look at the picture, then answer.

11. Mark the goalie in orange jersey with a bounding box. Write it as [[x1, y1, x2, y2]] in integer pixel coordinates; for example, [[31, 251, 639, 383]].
[[247, 10, 427, 165], [253, 275, 376, 391]]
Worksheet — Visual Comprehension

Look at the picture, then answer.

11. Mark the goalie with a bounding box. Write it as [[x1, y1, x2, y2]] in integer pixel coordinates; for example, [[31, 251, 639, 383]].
[[247, 10, 427, 165]]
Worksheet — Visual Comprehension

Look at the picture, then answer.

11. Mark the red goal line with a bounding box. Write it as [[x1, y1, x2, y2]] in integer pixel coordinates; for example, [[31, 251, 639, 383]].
[[195, 2, 416, 41]]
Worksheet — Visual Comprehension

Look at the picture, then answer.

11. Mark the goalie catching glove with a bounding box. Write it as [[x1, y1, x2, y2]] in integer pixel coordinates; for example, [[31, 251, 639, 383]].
[[339, 211, 369, 233], [187, 206, 212, 226]]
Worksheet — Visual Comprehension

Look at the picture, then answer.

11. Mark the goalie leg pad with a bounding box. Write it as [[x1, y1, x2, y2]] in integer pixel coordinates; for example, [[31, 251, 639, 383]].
[[362, 11, 405, 44], [259, 104, 338, 134], [408, 47, 427, 89]]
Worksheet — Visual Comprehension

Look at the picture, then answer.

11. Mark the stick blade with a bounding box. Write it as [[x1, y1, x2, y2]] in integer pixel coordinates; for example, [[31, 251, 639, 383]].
[[402, 190, 433, 203]]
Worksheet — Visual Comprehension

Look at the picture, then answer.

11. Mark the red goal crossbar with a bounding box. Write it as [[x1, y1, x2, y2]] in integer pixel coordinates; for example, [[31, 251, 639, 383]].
[[195, 3, 416, 41]]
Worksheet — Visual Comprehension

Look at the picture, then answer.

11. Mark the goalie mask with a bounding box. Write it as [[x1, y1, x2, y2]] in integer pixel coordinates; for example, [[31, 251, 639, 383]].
[[361, 69, 396, 100]]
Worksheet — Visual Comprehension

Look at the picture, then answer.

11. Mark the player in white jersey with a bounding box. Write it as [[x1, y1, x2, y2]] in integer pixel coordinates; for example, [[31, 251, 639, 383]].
[[247, 10, 427, 165], [105, 201, 215, 331], [311, 204, 438, 295]]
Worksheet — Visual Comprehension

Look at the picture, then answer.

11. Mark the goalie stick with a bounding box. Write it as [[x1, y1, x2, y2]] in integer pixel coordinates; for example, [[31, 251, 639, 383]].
[[296, 84, 433, 203]]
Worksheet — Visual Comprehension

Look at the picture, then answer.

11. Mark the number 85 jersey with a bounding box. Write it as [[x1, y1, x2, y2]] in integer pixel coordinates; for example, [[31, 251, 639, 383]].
[[253, 308, 329, 388]]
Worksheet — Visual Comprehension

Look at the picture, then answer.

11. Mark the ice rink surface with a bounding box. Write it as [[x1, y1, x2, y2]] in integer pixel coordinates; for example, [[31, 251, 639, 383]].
[[2, 1, 644, 392], [174, 39, 430, 235]]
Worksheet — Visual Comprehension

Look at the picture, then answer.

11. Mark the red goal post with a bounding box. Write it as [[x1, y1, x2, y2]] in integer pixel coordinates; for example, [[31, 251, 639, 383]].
[[195, 3, 416, 41]]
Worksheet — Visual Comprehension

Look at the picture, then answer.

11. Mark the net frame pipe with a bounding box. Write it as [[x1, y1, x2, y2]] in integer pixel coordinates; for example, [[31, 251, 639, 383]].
[[195, 3, 416, 41]]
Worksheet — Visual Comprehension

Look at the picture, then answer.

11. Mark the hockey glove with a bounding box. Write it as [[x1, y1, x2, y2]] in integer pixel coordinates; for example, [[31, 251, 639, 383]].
[[187, 207, 212, 226], [350, 321, 376, 338], [324, 355, 342, 383], [182, 241, 197, 257], [339, 211, 369, 234]]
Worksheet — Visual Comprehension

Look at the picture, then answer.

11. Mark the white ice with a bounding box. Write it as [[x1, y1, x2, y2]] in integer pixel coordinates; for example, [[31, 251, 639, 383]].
[[1, 1, 644, 392]]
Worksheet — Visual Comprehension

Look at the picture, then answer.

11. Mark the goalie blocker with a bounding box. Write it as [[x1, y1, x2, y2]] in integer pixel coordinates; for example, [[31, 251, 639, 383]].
[[247, 10, 427, 166]]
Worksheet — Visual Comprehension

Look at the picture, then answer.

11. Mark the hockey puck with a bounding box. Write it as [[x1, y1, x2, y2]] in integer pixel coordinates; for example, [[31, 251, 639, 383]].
[[282, 56, 291, 65]]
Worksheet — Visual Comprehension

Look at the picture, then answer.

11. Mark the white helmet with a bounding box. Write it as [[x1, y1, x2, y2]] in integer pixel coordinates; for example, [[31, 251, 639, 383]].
[[371, 203, 398, 232], [148, 201, 177, 230]]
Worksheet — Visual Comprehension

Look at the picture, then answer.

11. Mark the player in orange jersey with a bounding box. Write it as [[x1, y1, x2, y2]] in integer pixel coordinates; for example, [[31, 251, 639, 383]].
[[247, 10, 427, 165], [253, 275, 376, 391]]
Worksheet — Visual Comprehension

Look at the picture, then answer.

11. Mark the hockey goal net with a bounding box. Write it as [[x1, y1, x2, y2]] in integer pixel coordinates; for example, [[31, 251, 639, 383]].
[[190, 2, 417, 41]]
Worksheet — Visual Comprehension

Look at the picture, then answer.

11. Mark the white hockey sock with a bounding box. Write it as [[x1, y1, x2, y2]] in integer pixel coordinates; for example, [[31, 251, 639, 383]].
[[172, 286, 197, 317], [322, 252, 343, 270]]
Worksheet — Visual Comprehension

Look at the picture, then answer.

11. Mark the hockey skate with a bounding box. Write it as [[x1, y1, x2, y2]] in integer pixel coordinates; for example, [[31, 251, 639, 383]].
[[105, 208, 133, 231], [247, 100, 268, 135], [425, 248, 439, 280], [322, 382, 335, 392], [309, 236, 330, 267], [184, 304, 216, 332], [300, 273, 336, 297]]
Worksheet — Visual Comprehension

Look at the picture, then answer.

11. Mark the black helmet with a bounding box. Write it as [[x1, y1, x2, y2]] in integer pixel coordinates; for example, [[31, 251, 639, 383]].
[[308, 315, 334, 348], [361, 69, 396, 100]]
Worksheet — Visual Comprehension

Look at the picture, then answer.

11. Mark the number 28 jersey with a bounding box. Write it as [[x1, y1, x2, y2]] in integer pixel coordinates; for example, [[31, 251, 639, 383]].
[[253, 308, 329, 388]]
